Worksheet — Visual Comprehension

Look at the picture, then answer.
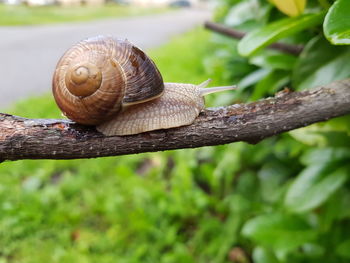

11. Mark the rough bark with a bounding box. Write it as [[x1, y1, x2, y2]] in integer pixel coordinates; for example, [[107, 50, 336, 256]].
[[1, 79, 350, 161]]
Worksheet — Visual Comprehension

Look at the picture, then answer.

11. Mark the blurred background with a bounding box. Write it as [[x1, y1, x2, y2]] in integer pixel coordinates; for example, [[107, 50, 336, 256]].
[[1, 0, 350, 262], [0, 0, 210, 108]]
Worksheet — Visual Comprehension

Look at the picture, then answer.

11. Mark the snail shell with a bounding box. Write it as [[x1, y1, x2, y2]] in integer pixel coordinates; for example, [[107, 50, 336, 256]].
[[52, 35, 164, 125], [52, 36, 235, 136]]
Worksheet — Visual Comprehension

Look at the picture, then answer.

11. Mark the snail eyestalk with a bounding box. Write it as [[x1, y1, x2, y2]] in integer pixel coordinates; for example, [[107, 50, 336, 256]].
[[198, 79, 236, 96]]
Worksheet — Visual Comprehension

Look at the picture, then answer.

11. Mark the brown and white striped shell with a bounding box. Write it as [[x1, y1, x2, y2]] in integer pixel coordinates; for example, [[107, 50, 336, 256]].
[[52, 36, 236, 136], [52, 36, 164, 125]]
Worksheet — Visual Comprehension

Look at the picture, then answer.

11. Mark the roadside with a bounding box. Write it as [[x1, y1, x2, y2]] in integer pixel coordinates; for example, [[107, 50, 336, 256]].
[[0, 8, 211, 109], [0, 4, 168, 26]]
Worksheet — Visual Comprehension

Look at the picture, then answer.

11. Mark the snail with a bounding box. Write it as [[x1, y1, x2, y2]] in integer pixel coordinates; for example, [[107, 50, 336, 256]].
[[52, 35, 235, 136]]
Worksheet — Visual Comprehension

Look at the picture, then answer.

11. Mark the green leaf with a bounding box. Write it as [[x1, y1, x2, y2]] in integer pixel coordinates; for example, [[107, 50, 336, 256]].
[[324, 0, 350, 45], [252, 246, 279, 263], [238, 12, 325, 57], [292, 36, 350, 90], [224, 0, 261, 27], [336, 239, 350, 258], [237, 68, 271, 89], [251, 69, 290, 100], [300, 148, 350, 166], [289, 126, 328, 146], [284, 165, 348, 213], [301, 243, 325, 257], [321, 189, 350, 230], [242, 213, 317, 251], [258, 162, 290, 203], [289, 116, 350, 147], [322, 115, 350, 132], [250, 53, 297, 70]]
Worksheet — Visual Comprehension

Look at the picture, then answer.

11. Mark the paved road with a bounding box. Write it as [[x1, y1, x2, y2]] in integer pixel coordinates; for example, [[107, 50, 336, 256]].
[[0, 9, 210, 109]]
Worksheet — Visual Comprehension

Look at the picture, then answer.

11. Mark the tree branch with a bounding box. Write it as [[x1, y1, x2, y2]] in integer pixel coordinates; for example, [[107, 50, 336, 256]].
[[1, 79, 350, 161], [204, 21, 304, 55]]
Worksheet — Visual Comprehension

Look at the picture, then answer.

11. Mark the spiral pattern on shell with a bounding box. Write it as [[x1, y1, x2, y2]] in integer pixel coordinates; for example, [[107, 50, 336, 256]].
[[52, 36, 164, 125]]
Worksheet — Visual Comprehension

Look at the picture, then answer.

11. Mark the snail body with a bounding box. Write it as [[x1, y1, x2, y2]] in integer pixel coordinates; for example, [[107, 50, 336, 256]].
[[52, 36, 235, 136]]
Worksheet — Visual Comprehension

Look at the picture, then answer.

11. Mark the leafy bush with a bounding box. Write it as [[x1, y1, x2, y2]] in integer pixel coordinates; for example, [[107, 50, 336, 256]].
[[207, 0, 350, 262]]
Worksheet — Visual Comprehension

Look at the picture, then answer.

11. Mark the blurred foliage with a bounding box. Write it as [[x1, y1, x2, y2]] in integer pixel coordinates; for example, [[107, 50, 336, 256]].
[[1, 0, 350, 262], [209, 0, 350, 262], [0, 3, 167, 26]]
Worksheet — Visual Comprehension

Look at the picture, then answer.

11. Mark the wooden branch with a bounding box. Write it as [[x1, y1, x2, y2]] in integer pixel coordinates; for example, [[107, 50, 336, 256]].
[[204, 21, 304, 55], [1, 79, 350, 161]]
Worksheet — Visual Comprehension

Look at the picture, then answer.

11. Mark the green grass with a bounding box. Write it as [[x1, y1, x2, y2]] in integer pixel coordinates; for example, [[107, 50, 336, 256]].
[[0, 29, 236, 263], [0, 3, 167, 26]]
